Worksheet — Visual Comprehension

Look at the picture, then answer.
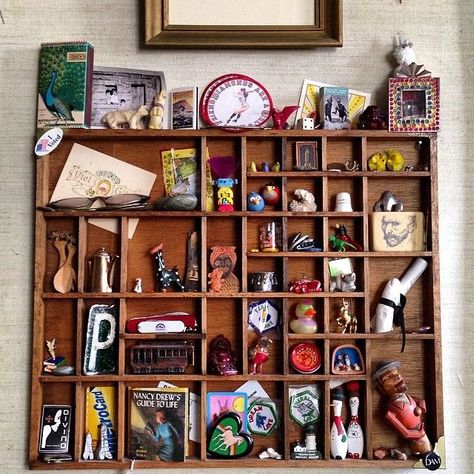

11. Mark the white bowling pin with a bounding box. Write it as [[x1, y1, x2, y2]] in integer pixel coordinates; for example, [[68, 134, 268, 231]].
[[347, 394, 364, 459], [330, 392, 348, 460]]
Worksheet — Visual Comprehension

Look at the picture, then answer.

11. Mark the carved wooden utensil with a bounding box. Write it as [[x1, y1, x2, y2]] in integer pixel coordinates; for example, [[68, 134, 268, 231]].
[[52, 237, 67, 293], [53, 240, 76, 293]]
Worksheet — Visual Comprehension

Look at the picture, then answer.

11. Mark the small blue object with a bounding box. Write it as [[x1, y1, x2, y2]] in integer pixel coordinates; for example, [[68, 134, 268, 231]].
[[261, 162, 270, 172], [247, 192, 265, 211]]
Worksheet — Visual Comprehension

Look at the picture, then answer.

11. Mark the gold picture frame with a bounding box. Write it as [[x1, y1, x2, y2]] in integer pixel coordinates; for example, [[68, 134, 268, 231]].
[[143, 0, 342, 48]]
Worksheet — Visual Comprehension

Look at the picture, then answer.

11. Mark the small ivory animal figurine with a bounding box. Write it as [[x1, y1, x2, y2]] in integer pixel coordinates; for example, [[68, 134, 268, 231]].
[[289, 189, 317, 212], [102, 105, 149, 129], [149, 91, 167, 129]]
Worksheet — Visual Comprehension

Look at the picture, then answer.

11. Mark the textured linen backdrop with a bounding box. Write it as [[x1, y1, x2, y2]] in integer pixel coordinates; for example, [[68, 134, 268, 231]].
[[0, 1, 472, 472]]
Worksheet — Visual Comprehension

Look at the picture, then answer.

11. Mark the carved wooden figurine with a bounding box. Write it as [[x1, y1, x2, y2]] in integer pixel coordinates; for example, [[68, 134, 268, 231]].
[[372, 361, 431, 456]]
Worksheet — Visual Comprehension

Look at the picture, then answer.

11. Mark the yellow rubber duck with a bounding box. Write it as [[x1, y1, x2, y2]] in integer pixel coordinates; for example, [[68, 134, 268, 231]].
[[368, 152, 387, 171], [386, 149, 405, 171]]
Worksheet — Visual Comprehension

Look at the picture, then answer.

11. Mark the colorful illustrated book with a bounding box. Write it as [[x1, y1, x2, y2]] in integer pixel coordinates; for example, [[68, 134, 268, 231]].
[[91, 67, 166, 128], [206, 392, 248, 431], [170, 87, 199, 130], [129, 387, 188, 462], [161, 148, 199, 197], [85, 386, 117, 456], [157, 381, 201, 444], [39, 405, 72, 453], [295, 79, 371, 127], [37, 41, 94, 129]]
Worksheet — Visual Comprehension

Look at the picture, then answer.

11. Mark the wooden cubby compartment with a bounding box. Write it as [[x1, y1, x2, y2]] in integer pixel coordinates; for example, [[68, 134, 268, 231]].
[[31, 130, 443, 469]]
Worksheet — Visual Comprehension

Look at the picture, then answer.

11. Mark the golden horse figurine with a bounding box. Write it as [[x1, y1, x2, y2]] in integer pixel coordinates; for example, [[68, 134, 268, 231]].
[[336, 299, 357, 333]]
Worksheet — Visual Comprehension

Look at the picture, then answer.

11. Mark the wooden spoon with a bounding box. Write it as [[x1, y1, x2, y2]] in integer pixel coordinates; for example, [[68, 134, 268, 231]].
[[53, 240, 76, 293], [52, 238, 67, 292]]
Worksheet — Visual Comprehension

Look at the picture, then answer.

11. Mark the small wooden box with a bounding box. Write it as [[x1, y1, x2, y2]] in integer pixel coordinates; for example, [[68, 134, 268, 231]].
[[371, 212, 424, 251]]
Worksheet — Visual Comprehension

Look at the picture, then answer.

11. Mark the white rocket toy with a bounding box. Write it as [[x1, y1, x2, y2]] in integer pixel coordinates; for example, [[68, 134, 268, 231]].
[[330, 387, 348, 459], [346, 381, 364, 459]]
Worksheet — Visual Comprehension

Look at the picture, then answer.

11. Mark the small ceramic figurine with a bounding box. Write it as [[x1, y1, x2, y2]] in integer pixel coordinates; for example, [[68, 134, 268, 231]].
[[368, 151, 388, 171], [150, 243, 185, 292], [290, 301, 318, 334], [96, 422, 113, 460], [247, 191, 265, 211], [289, 276, 322, 294], [248, 162, 257, 173], [249, 336, 272, 374], [393, 35, 417, 76], [102, 105, 149, 129], [261, 162, 270, 172], [329, 272, 357, 293], [133, 278, 143, 293], [148, 91, 166, 129], [209, 246, 239, 292], [289, 189, 317, 212], [208, 268, 224, 293], [336, 299, 357, 333], [330, 387, 348, 460], [291, 424, 322, 459], [271, 162, 280, 172], [260, 183, 281, 206], [346, 381, 364, 459], [208, 334, 238, 376], [82, 432, 94, 460], [331, 224, 363, 251], [373, 361, 431, 456], [358, 105, 387, 130]]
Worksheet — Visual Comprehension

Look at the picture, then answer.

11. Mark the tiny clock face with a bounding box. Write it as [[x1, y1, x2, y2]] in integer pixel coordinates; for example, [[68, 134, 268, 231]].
[[200, 74, 273, 128]]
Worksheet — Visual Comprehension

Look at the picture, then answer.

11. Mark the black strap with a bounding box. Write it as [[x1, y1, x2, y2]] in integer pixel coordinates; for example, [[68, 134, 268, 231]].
[[380, 294, 407, 353]]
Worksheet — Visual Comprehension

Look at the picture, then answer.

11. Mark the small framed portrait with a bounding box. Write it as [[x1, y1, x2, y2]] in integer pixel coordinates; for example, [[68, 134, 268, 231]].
[[388, 77, 440, 132], [295, 141, 318, 170]]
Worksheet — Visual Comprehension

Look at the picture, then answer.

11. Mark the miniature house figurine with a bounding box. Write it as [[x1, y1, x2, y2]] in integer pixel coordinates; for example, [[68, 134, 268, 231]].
[[372, 360, 431, 456]]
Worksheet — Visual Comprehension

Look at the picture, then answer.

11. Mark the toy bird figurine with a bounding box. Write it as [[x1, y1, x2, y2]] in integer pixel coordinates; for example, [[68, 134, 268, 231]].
[[271, 106, 299, 129], [44, 71, 74, 123]]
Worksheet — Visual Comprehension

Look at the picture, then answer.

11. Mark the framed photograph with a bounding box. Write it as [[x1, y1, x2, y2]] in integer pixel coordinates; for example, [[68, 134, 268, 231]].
[[295, 79, 371, 128], [144, 0, 342, 48], [295, 141, 318, 170], [91, 67, 166, 128], [170, 87, 198, 129], [388, 77, 440, 132]]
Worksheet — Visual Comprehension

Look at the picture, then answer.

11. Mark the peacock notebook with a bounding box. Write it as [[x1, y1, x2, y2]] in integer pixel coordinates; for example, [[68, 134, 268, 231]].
[[36, 41, 94, 129]]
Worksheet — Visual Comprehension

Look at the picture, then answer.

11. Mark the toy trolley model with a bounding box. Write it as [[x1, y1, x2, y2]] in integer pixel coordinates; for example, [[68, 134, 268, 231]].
[[130, 342, 195, 374]]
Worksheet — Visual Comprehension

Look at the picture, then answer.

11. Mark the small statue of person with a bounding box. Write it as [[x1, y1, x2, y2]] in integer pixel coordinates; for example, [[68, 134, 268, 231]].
[[372, 361, 431, 456]]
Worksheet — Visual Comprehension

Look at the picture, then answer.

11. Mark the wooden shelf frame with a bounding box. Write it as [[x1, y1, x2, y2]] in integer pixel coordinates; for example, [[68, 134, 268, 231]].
[[30, 129, 443, 469]]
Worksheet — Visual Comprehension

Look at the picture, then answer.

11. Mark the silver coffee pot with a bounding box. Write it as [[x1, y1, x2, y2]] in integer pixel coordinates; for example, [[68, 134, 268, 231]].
[[88, 248, 118, 293]]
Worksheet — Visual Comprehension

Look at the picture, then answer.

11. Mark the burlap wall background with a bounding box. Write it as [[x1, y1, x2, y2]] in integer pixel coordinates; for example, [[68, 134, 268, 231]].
[[0, 1, 472, 472]]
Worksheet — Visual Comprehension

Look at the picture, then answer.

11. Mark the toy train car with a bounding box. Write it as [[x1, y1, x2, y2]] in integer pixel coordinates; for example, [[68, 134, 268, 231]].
[[129, 342, 194, 374]]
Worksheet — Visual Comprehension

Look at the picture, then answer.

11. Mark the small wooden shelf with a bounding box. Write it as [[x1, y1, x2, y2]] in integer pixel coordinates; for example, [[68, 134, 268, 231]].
[[30, 129, 443, 470]]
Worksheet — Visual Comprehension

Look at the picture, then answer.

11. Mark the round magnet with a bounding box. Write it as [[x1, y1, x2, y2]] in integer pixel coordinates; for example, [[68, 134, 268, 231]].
[[290, 342, 322, 374]]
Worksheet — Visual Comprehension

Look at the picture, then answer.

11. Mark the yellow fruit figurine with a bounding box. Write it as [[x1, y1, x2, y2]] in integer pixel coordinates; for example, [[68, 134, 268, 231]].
[[386, 149, 405, 171], [368, 152, 387, 171]]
